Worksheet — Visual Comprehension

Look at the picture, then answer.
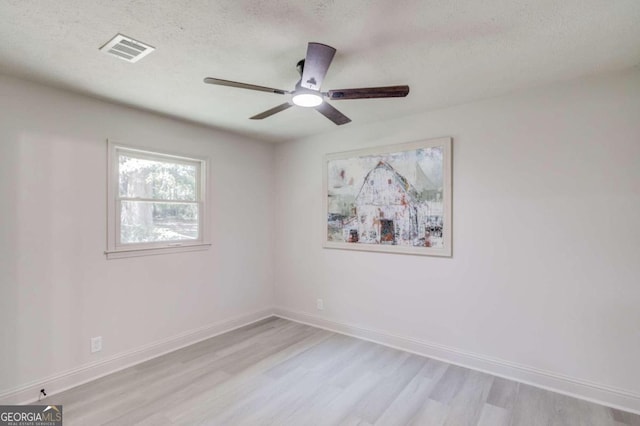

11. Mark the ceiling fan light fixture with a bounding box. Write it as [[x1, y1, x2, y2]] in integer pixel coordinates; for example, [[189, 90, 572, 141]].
[[292, 92, 323, 107]]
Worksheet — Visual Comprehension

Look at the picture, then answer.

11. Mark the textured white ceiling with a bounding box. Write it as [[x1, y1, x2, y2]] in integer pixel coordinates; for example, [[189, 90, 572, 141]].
[[1, 1, 639, 142]]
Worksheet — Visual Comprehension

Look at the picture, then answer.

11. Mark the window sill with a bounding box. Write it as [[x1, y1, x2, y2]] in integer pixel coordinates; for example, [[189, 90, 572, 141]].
[[105, 243, 211, 259]]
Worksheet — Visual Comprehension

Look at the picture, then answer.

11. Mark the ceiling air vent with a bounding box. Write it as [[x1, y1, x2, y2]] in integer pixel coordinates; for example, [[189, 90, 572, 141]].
[[100, 34, 155, 63]]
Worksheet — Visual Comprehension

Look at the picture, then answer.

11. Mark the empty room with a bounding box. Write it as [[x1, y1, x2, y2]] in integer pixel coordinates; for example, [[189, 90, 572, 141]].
[[1, 1, 639, 425]]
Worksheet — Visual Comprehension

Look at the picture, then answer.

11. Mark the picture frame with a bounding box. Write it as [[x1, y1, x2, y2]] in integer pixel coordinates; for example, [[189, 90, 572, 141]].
[[323, 137, 452, 257]]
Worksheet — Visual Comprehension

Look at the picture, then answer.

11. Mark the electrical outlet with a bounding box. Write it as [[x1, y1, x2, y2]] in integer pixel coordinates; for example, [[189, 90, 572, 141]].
[[91, 336, 102, 353], [316, 298, 324, 310]]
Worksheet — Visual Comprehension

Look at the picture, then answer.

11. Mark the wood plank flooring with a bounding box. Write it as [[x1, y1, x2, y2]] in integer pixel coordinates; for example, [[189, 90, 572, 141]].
[[43, 317, 640, 425]]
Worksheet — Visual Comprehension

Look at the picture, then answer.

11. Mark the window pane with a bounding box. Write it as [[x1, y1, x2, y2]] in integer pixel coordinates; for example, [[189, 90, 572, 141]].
[[120, 201, 199, 244], [118, 153, 197, 201]]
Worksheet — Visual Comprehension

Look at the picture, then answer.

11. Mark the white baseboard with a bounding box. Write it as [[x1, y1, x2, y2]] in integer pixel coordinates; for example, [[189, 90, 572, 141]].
[[274, 307, 640, 415], [0, 307, 275, 405]]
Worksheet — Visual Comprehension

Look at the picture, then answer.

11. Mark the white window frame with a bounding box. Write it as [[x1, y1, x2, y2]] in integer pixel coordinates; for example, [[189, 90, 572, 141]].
[[105, 140, 211, 259]]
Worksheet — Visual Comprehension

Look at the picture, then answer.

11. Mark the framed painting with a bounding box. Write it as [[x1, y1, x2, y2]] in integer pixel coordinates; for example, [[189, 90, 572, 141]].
[[323, 137, 452, 257]]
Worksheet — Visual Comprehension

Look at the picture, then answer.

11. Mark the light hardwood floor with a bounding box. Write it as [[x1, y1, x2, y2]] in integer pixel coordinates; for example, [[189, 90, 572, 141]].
[[44, 317, 640, 425]]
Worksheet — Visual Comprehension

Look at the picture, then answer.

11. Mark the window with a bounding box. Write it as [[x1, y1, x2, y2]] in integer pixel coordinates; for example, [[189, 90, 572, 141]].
[[106, 141, 209, 258]]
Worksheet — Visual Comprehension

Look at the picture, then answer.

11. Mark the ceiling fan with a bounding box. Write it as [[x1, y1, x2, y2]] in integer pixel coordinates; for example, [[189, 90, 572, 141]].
[[204, 42, 410, 125]]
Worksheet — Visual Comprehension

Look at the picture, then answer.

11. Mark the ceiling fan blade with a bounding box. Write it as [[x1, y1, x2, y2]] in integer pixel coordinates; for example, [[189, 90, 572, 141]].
[[250, 102, 293, 120], [327, 85, 410, 100], [204, 78, 288, 95], [300, 42, 336, 91], [315, 102, 351, 125]]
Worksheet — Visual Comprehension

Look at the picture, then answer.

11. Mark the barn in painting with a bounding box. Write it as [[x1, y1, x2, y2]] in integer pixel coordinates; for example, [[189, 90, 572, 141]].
[[355, 161, 421, 244]]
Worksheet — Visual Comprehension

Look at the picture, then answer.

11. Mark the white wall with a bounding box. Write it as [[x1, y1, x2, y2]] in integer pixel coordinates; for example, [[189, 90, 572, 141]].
[[0, 75, 275, 400], [274, 69, 640, 408]]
